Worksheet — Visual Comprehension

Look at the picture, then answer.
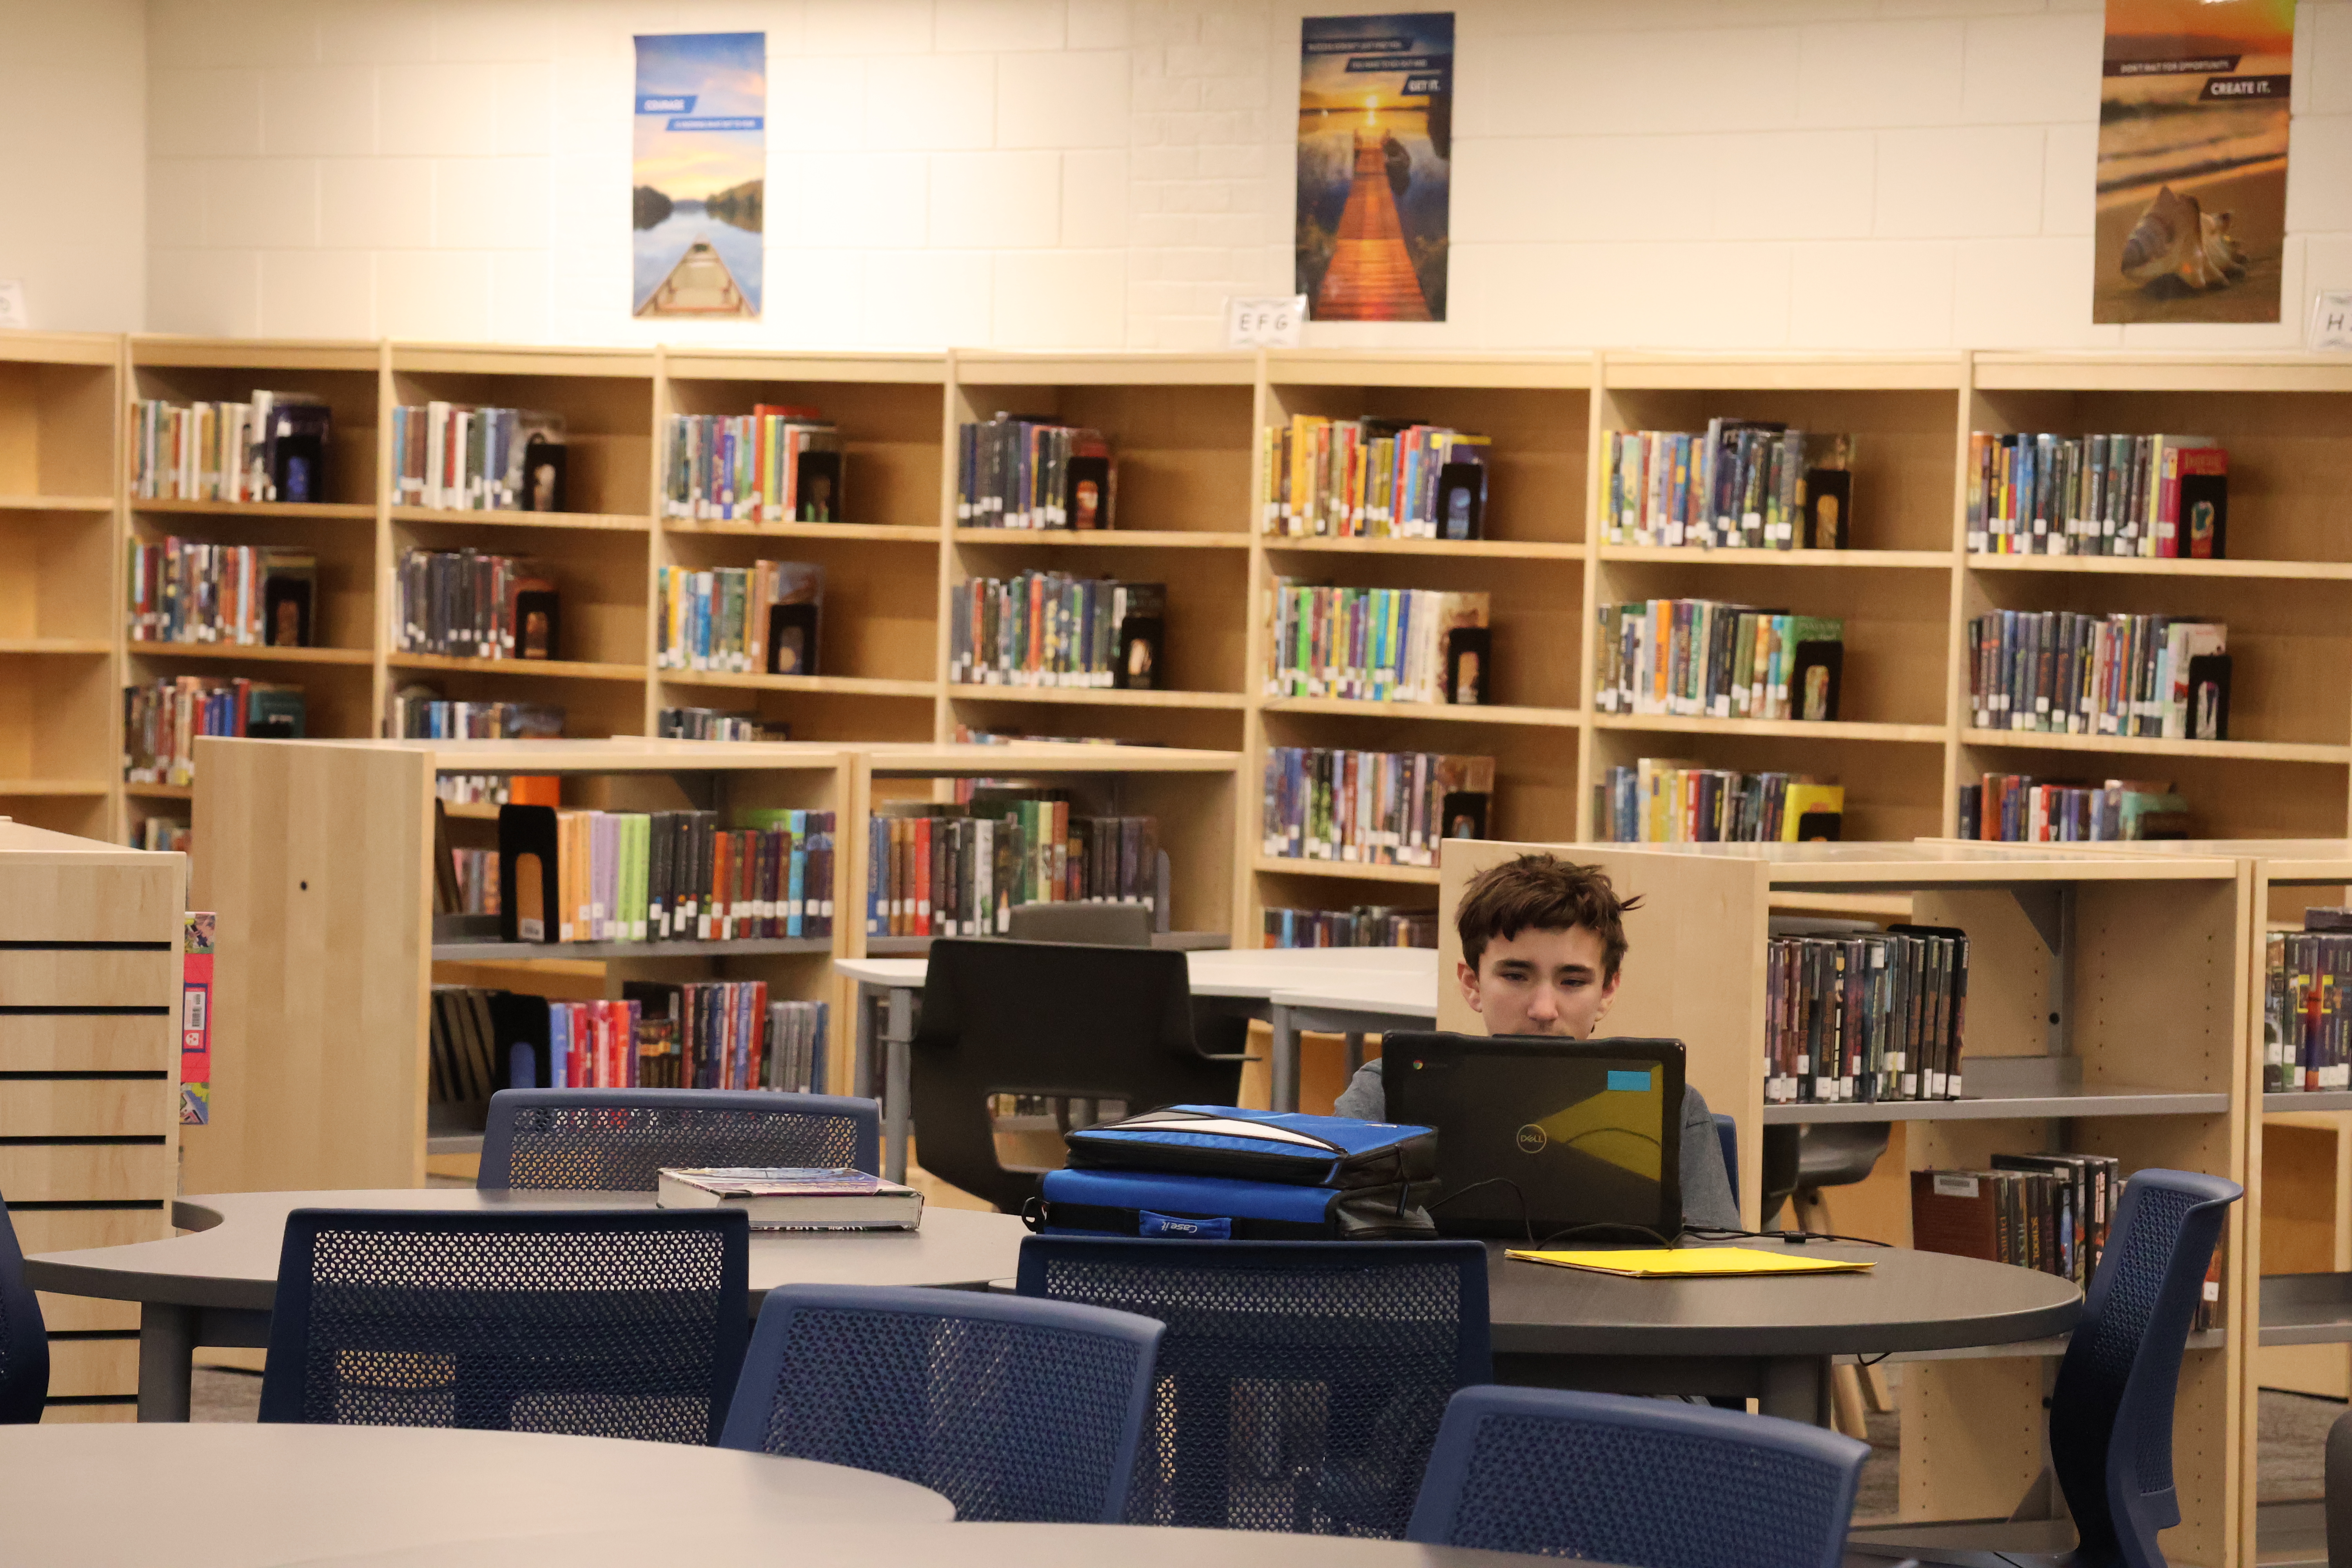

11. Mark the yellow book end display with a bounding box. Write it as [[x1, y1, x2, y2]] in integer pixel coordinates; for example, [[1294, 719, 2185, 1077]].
[[1504, 1247, 1876, 1278]]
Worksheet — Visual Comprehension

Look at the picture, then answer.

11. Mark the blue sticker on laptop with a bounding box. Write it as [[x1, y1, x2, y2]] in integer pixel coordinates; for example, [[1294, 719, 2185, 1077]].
[[1606, 1069, 1654, 1093]]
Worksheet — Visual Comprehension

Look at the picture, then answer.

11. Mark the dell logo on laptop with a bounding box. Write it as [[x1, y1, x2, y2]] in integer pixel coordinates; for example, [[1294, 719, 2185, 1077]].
[[1515, 1124, 1548, 1154]]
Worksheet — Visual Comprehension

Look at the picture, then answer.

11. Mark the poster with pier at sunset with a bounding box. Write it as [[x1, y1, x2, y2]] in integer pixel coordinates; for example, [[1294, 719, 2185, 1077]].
[[1296, 13, 1453, 323]]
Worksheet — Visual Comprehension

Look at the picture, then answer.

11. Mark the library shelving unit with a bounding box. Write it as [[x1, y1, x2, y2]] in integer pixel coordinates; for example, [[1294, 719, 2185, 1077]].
[[0, 816, 185, 1422], [1249, 352, 1592, 936], [1437, 836, 2249, 1563], [0, 333, 120, 843], [657, 349, 949, 745], [184, 735, 1243, 1194], [947, 351, 1258, 756], [1960, 354, 2352, 841]]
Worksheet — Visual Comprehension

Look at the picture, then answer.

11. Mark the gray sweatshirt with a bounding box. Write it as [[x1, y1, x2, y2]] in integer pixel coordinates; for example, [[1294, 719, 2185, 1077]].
[[1333, 1063, 1742, 1233]]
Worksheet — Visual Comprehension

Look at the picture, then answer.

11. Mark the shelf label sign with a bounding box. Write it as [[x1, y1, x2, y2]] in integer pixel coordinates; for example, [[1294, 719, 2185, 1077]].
[[2312, 290, 2352, 351], [1227, 295, 1307, 347]]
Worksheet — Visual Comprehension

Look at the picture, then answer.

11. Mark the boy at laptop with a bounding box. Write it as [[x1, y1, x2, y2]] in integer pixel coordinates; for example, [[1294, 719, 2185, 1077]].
[[1334, 851, 1740, 1231]]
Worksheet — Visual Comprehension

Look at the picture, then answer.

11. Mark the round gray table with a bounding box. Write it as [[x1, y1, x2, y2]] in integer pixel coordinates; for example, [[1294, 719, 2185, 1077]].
[[288, 1521, 1574, 1568], [21, 1189, 1030, 1422], [1486, 1240, 2083, 1423], [0, 1422, 951, 1568]]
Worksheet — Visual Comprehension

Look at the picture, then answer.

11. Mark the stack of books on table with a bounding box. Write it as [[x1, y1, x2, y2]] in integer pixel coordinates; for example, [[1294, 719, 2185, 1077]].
[[656, 1167, 921, 1230]]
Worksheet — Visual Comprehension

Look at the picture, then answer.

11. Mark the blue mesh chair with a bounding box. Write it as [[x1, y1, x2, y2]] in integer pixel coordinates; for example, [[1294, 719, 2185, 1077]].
[[1713, 1112, 1739, 1208], [1848, 1166, 2243, 1568], [1018, 1236, 1492, 1537], [478, 1088, 881, 1189], [718, 1282, 1164, 1523], [1408, 1384, 1868, 1567], [0, 1187, 48, 1424], [258, 1207, 749, 1444]]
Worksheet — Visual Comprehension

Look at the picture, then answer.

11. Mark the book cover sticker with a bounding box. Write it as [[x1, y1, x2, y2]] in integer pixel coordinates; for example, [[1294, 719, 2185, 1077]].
[[1296, 14, 1452, 323], [2094, 0, 2294, 324], [633, 33, 765, 319]]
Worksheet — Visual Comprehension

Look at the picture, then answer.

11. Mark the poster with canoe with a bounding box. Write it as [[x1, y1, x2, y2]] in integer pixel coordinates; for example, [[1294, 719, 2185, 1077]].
[[1296, 14, 1453, 323], [633, 33, 765, 319]]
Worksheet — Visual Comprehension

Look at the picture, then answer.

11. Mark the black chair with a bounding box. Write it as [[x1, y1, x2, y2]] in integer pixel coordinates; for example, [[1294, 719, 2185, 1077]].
[[1848, 1167, 2241, 1568], [2328, 1406, 2352, 1567], [0, 1187, 47, 1424], [1006, 900, 1154, 946], [913, 939, 1242, 1212], [1019, 1235, 1492, 1537], [477, 1087, 882, 1189], [258, 1207, 750, 1443]]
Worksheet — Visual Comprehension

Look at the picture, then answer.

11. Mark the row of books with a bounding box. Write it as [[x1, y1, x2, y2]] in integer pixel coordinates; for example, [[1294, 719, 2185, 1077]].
[[1765, 926, 1968, 1105], [662, 409, 843, 522], [391, 404, 568, 513], [657, 706, 789, 742], [1966, 612, 2229, 740], [1911, 1158, 2124, 1290], [389, 687, 562, 740], [1261, 905, 1439, 949], [1595, 763, 1844, 844], [451, 847, 497, 915], [136, 818, 190, 854], [1601, 425, 1853, 550], [395, 549, 559, 661], [123, 676, 305, 785], [1260, 747, 1494, 866], [427, 985, 830, 1099], [496, 806, 837, 945], [865, 799, 1161, 937], [1264, 582, 1489, 705], [1593, 602, 1843, 722], [127, 541, 317, 647], [948, 574, 1165, 690], [1966, 432, 2227, 558], [2263, 924, 2352, 1094], [654, 562, 824, 676], [625, 986, 830, 1094], [131, 393, 331, 504], [956, 415, 1113, 530], [1258, 416, 1490, 539], [437, 775, 558, 808], [1958, 776, 2188, 842]]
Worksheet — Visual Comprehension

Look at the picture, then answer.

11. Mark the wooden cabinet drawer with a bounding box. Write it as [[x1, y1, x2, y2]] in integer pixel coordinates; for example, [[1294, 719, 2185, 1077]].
[[9, 1206, 168, 1256], [0, 864, 179, 943], [46, 1337, 138, 1399], [0, 949, 176, 1007], [0, 1143, 171, 1202], [0, 1014, 175, 1073], [0, 1079, 174, 1138]]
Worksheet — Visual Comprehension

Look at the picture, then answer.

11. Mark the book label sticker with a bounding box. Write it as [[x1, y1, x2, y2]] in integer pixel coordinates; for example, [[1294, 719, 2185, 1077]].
[[181, 911, 215, 1124], [1933, 1172, 1980, 1198], [2312, 290, 2352, 351], [1225, 294, 1307, 347]]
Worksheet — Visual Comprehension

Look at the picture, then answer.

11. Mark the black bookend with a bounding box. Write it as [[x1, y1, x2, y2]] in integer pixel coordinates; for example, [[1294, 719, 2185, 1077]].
[[2187, 653, 2232, 741], [1114, 587, 1165, 691], [262, 576, 312, 648], [486, 990, 554, 1090], [1791, 640, 1844, 722], [794, 448, 843, 523], [2180, 462, 2227, 559], [512, 582, 560, 661], [1435, 460, 1485, 541], [1803, 467, 1851, 549], [1439, 791, 1489, 842], [271, 431, 325, 503], [1444, 625, 1490, 705], [521, 437, 567, 512], [1064, 454, 1112, 530], [766, 602, 819, 676], [497, 804, 561, 944]]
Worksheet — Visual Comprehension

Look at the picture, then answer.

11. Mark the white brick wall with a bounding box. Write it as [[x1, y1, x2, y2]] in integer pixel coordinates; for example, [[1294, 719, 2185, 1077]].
[[0, 1, 145, 332], [118, 0, 2352, 350]]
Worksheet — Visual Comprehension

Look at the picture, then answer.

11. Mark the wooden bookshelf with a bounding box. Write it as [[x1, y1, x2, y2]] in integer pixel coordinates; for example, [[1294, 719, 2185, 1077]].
[[1440, 835, 2248, 1564], [185, 735, 1241, 1194], [0, 816, 185, 1423]]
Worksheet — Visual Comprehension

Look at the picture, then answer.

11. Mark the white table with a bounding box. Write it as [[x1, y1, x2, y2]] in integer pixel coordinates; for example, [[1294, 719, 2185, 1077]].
[[0, 1423, 951, 1568], [837, 948, 1439, 1178]]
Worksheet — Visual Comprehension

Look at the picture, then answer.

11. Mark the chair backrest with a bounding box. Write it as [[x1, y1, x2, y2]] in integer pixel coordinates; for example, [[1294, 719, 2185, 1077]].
[[1007, 901, 1153, 947], [477, 1088, 881, 1189], [0, 1189, 49, 1425], [258, 1207, 749, 1443], [719, 1281, 1164, 1523], [913, 939, 1239, 1212], [1711, 1113, 1739, 1209], [2327, 1407, 2352, 1568], [1018, 1235, 1492, 1537], [2047, 1167, 2242, 1568], [1406, 1384, 1869, 1568]]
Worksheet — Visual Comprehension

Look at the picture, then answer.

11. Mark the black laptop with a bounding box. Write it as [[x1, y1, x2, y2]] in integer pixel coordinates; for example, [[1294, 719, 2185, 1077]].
[[1382, 1033, 1686, 1243]]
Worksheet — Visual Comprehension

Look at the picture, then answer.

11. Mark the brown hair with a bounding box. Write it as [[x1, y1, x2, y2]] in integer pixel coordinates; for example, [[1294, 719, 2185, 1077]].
[[1456, 854, 1641, 979]]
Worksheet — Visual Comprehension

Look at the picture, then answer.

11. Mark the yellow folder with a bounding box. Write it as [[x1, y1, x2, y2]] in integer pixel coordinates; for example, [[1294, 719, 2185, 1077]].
[[1504, 1246, 1875, 1278]]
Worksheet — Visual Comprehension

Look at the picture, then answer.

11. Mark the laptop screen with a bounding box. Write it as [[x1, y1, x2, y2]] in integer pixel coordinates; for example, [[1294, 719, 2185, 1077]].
[[1383, 1034, 1685, 1241]]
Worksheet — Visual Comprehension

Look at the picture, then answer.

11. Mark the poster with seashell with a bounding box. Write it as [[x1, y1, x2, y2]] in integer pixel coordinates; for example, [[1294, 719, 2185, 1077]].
[[2095, 0, 2294, 323]]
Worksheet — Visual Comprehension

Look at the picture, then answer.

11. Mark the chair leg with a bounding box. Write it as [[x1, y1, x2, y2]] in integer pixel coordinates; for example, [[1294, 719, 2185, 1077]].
[[1831, 1363, 1871, 1440], [1861, 1361, 1893, 1413]]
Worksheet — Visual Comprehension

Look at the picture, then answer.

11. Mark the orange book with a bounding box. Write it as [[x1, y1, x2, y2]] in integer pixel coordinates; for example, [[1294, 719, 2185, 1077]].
[[711, 830, 734, 940], [913, 817, 932, 937]]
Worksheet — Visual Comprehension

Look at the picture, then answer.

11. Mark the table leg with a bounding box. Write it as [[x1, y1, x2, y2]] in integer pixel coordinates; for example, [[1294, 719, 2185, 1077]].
[[138, 1301, 196, 1423], [1343, 1032, 1365, 1074], [1270, 1004, 1299, 1114], [1759, 1356, 1830, 1426], [883, 984, 913, 1184], [852, 981, 880, 1101]]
